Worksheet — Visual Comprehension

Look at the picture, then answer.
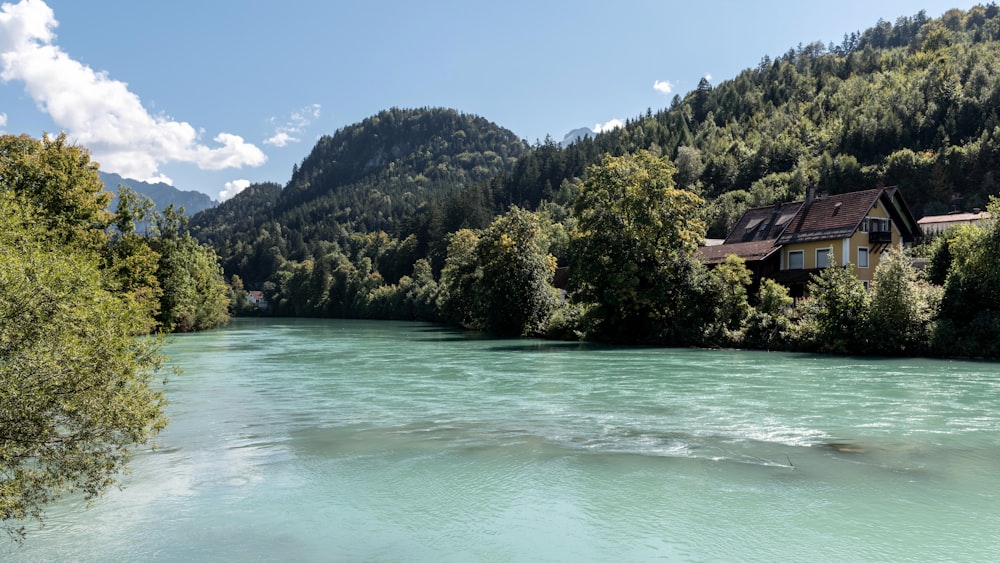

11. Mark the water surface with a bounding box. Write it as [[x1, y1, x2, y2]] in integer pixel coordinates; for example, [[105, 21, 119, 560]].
[[6, 318, 999, 561]]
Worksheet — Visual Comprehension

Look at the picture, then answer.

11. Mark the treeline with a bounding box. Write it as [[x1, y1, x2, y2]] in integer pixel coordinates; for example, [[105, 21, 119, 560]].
[[232, 150, 1000, 358]]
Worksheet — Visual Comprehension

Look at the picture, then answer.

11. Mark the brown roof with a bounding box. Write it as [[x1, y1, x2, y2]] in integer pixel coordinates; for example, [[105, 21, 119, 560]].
[[699, 240, 781, 264], [724, 202, 803, 244], [777, 188, 882, 244]]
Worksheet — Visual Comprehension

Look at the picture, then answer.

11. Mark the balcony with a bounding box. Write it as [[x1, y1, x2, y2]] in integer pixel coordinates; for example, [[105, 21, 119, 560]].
[[868, 231, 892, 244]]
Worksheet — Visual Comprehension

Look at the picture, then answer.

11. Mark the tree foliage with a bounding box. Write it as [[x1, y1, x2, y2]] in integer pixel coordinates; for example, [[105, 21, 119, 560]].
[[150, 206, 231, 333], [0, 194, 166, 536], [704, 255, 753, 345], [796, 262, 870, 353], [933, 198, 1000, 356], [472, 207, 558, 336], [0, 133, 111, 251], [868, 246, 939, 354], [569, 151, 708, 342]]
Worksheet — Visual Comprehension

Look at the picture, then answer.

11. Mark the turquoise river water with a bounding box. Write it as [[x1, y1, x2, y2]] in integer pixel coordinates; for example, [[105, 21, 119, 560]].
[[4, 318, 1000, 561]]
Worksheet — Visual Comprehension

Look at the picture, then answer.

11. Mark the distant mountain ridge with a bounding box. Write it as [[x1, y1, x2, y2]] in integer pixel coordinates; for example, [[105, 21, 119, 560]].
[[560, 127, 594, 148], [99, 171, 216, 216]]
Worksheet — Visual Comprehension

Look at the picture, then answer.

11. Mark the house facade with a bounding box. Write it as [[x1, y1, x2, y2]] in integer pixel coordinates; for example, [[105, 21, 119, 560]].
[[700, 187, 921, 297], [917, 210, 989, 235]]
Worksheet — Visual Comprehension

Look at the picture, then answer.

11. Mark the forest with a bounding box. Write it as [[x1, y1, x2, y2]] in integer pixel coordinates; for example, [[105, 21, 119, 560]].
[[188, 5, 1000, 358]]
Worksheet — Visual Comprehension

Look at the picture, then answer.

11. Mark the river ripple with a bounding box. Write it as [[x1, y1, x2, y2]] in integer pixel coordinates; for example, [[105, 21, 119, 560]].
[[5, 318, 999, 561]]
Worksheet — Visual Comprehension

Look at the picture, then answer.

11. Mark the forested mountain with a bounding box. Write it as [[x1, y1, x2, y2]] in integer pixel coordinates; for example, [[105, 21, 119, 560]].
[[99, 172, 215, 216], [192, 107, 527, 285], [503, 5, 1000, 237]]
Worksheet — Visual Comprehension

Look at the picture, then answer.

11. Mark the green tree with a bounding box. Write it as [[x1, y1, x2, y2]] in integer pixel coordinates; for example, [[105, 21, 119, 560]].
[[438, 229, 482, 328], [102, 187, 162, 325], [745, 278, 794, 349], [933, 199, 1000, 356], [150, 206, 230, 332], [0, 195, 166, 536], [867, 246, 939, 354], [570, 150, 708, 342], [473, 207, 558, 336], [704, 254, 753, 345], [795, 262, 870, 353], [0, 133, 111, 252]]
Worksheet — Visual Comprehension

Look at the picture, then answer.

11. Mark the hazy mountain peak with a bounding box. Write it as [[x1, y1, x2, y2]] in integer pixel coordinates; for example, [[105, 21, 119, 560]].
[[99, 171, 216, 216], [560, 127, 594, 148]]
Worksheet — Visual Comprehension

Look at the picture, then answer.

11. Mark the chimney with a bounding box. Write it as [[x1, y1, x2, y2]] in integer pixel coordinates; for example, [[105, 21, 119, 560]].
[[805, 187, 815, 207]]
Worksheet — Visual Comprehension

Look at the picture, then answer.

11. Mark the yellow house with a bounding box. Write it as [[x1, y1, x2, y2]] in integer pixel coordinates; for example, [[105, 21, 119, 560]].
[[701, 186, 922, 297]]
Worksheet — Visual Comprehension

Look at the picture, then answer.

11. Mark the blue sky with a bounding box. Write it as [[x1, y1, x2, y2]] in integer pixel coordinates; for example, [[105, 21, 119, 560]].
[[0, 0, 983, 201]]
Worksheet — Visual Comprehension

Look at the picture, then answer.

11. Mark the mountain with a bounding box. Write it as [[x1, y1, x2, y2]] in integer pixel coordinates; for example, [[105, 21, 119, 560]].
[[560, 127, 594, 148], [191, 107, 527, 283], [99, 171, 216, 216]]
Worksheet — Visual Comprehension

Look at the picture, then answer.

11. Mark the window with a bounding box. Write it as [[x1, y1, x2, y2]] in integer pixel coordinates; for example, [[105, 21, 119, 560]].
[[788, 250, 804, 269], [858, 247, 869, 268], [862, 280, 870, 291], [816, 248, 831, 269], [860, 217, 891, 233]]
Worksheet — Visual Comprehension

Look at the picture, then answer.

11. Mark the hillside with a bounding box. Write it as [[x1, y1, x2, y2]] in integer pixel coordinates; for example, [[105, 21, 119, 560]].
[[499, 5, 1000, 236], [99, 171, 215, 216], [191, 107, 527, 284]]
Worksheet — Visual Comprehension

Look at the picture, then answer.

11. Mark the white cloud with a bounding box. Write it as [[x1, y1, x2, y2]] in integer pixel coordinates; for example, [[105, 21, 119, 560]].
[[0, 0, 266, 182], [146, 173, 173, 186], [219, 178, 250, 202], [594, 119, 624, 133], [704, 73, 712, 81], [264, 131, 295, 148], [653, 80, 673, 95], [265, 103, 321, 147]]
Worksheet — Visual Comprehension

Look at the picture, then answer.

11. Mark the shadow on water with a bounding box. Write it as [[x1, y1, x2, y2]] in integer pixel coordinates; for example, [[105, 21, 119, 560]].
[[410, 336, 481, 343], [484, 342, 608, 353]]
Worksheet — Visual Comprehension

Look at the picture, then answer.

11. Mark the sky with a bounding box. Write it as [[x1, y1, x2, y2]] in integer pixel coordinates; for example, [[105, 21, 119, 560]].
[[0, 0, 985, 201]]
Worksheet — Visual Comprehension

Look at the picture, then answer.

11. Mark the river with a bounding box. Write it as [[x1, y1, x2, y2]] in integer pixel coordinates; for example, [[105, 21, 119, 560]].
[[4, 318, 999, 561]]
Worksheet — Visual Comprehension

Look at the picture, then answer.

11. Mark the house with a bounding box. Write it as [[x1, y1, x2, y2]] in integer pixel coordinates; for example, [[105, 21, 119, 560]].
[[700, 200, 803, 296], [700, 187, 922, 297], [917, 209, 990, 235], [247, 290, 268, 309]]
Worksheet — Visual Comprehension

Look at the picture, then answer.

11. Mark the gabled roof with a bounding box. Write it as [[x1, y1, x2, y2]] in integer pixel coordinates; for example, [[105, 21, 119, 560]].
[[776, 186, 921, 244]]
